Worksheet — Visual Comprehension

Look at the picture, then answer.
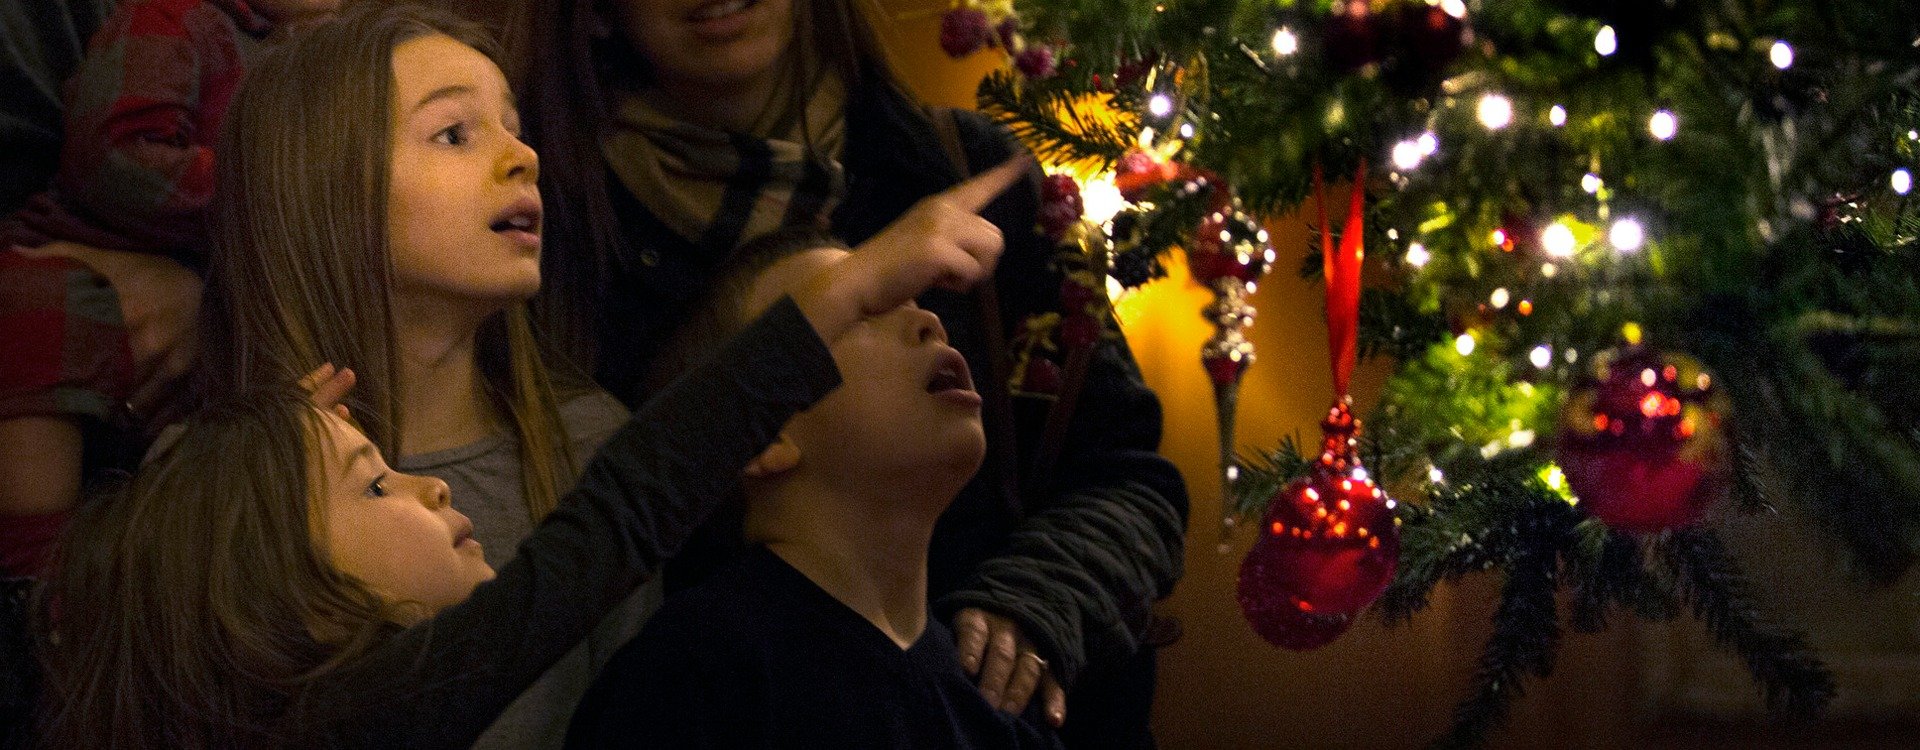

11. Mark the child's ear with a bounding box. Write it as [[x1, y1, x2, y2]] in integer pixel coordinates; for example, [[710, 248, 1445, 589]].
[[744, 433, 801, 479]]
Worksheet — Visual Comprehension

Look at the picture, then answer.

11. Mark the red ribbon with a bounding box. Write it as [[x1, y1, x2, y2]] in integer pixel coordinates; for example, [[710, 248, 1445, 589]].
[[1315, 160, 1368, 397]]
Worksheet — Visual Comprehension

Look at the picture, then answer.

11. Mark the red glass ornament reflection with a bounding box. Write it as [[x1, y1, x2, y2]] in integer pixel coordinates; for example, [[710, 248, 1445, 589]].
[[1556, 346, 1727, 532], [1237, 401, 1400, 650]]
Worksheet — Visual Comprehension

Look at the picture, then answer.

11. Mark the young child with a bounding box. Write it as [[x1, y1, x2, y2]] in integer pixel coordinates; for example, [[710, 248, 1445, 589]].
[[30, 6, 1024, 746], [0, 0, 340, 579], [565, 228, 1061, 750], [192, 6, 628, 744]]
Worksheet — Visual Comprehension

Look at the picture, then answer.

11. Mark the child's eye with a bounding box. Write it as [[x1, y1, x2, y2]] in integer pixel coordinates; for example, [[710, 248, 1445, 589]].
[[431, 123, 469, 146], [367, 474, 389, 498]]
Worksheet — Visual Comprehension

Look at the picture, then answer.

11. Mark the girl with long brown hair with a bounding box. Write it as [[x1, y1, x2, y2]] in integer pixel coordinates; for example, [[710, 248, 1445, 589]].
[[517, 1, 1187, 745], [194, 4, 634, 746], [32, 3, 1018, 744]]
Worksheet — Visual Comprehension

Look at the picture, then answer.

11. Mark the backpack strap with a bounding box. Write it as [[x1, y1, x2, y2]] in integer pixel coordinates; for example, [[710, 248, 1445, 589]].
[[929, 107, 1023, 515]]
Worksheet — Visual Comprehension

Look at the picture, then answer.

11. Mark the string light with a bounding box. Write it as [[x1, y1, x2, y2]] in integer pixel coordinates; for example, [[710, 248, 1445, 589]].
[[1649, 110, 1678, 140], [1594, 26, 1618, 56], [1490, 287, 1510, 308], [1405, 242, 1431, 267], [1271, 27, 1299, 56], [1540, 262, 1558, 278], [1392, 139, 1425, 170], [1610, 218, 1646, 251], [1148, 94, 1173, 117], [1542, 222, 1577, 257], [1530, 345, 1553, 369], [1894, 168, 1913, 195], [1581, 173, 1603, 193], [1769, 41, 1794, 69], [1455, 332, 1476, 356], [1478, 93, 1514, 130], [1179, 122, 1194, 138], [1417, 131, 1439, 155], [1439, 0, 1466, 19], [1549, 105, 1567, 127]]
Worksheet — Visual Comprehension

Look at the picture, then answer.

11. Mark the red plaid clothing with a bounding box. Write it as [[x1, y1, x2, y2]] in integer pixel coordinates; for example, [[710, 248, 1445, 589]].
[[5, 0, 268, 254], [0, 250, 136, 422], [0, 0, 268, 423]]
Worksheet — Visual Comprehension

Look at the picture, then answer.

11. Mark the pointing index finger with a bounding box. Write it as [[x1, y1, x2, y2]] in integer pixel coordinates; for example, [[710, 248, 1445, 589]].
[[938, 154, 1035, 214]]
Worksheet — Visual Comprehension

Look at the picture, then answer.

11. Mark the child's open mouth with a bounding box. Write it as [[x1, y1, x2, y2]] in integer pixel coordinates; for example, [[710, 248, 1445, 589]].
[[927, 348, 981, 407], [489, 198, 542, 252], [686, 0, 760, 37]]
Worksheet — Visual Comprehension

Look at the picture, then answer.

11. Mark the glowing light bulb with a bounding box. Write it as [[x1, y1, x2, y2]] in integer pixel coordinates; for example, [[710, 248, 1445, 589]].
[[1610, 218, 1645, 251], [1455, 332, 1476, 356], [1271, 27, 1299, 56], [1148, 94, 1173, 117], [1428, 465, 1446, 484], [1489, 287, 1510, 308], [1769, 41, 1794, 69], [1595, 26, 1618, 56], [1478, 93, 1514, 130], [1179, 123, 1194, 139], [1405, 243, 1431, 267], [1581, 173, 1603, 194], [1417, 131, 1439, 155], [1894, 168, 1913, 195], [1530, 345, 1553, 369], [1540, 262, 1558, 278], [1440, 0, 1466, 19], [1549, 105, 1567, 127], [1541, 222, 1577, 258], [1649, 110, 1678, 140], [1392, 139, 1425, 170], [1078, 174, 1125, 225]]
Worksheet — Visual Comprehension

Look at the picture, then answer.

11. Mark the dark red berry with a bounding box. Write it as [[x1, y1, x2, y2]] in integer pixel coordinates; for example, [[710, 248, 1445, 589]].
[[939, 9, 993, 58]]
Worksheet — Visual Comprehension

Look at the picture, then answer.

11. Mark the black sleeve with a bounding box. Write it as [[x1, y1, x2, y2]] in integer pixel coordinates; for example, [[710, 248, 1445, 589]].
[[562, 609, 767, 750], [932, 112, 1189, 686], [297, 297, 838, 749]]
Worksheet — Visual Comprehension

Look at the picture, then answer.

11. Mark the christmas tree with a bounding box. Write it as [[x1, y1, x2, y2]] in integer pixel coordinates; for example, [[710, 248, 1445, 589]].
[[938, 0, 1920, 746]]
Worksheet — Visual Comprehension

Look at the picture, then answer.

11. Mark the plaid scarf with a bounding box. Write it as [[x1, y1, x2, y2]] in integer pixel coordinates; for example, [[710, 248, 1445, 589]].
[[601, 78, 848, 254]]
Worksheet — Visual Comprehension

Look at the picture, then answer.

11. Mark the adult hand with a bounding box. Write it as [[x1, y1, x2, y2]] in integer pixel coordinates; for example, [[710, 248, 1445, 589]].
[[954, 607, 1067, 727], [794, 155, 1031, 342], [14, 242, 202, 418]]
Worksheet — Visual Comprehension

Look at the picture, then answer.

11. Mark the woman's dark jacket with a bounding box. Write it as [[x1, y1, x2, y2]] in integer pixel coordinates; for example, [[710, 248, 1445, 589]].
[[587, 79, 1188, 687]]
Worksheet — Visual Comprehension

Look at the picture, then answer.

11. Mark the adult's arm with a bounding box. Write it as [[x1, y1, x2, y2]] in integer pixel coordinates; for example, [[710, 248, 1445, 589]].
[[935, 113, 1189, 687], [300, 298, 839, 749]]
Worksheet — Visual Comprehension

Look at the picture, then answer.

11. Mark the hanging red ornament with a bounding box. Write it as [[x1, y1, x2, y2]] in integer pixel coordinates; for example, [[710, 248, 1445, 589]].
[[1037, 174, 1084, 241], [939, 8, 994, 58], [1556, 345, 1729, 531], [1186, 205, 1274, 285], [1237, 160, 1399, 650], [1113, 150, 1184, 200], [1238, 400, 1402, 649], [1015, 44, 1058, 79], [1323, 0, 1383, 73]]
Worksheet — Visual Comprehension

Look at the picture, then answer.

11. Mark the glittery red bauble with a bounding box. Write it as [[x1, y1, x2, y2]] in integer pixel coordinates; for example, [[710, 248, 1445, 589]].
[[1202, 350, 1250, 386], [1038, 174, 1083, 241], [939, 9, 993, 58], [1114, 151, 1181, 201], [1238, 403, 1400, 650], [1323, 0, 1383, 72], [1186, 211, 1272, 284], [1556, 346, 1727, 532]]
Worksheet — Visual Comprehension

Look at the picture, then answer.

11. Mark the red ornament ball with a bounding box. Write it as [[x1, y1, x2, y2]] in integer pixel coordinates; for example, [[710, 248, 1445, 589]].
[[1185, 209, 1272, 284], [1238, 402, 1401, 650], [1037, 174, 1083, 241], [939, 9, 993, 58], [1556, 346, 1728, 532], [1015, 44, 1058, 79]]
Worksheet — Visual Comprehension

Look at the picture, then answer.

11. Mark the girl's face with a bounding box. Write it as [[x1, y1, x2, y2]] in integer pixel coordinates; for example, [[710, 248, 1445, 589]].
[[613, 0, 797, 94], [387, 34, 543, 314], [315, 409, 494, 614]]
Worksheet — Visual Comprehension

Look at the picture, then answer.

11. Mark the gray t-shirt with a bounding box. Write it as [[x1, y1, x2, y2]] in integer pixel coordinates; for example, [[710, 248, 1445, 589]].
[[398, 390, 660, 750]]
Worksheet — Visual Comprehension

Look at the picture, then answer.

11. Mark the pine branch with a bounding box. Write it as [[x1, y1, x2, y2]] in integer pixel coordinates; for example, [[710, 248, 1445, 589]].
[[976, 70, 1133, 169], [1433, 534, 1563, 750], [1660, 529, 1836, 720]]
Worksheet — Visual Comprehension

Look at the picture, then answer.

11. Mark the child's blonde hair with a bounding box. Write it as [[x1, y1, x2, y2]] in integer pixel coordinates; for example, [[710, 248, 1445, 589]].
[[199, 1, 578, 524]]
